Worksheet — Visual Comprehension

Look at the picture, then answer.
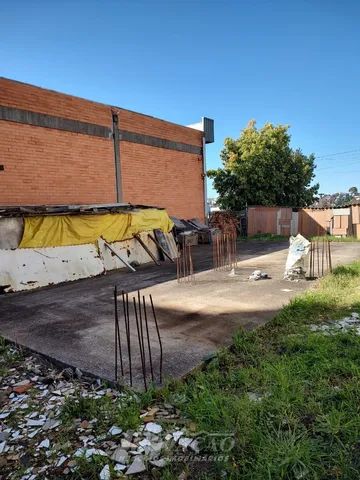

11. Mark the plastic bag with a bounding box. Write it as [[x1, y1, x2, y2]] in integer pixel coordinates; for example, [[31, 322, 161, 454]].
[[284, 233, 310, 280]]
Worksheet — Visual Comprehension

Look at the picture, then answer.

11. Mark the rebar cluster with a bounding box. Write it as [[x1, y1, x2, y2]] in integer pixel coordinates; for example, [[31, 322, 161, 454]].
[[308, 239, 332, 278], [212, 233, 237, 271], [176, 243, 195, 283], [114, 287, 163, 390]]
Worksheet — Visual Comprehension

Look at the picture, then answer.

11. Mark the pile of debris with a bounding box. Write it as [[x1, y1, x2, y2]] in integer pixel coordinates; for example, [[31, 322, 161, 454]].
[[248, 270, 271, 281], [0, 346, 199, 479], [309, 312, 360, 335], [171, 217, 214, 246], [209, 211, 239, 235]]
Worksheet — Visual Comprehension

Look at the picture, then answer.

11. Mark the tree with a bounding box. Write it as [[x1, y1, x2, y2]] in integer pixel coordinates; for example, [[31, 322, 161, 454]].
[[312, 186, 359, 208], [349, 186, 358, 196], [208, 121, 319, 210]]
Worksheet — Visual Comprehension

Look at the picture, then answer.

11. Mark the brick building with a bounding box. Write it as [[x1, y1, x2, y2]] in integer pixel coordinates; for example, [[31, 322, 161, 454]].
[[0, 78, 214, 220]]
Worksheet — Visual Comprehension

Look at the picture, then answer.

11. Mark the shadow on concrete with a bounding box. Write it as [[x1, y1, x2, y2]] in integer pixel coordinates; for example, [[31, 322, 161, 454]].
[[0, 299, 281, 389]]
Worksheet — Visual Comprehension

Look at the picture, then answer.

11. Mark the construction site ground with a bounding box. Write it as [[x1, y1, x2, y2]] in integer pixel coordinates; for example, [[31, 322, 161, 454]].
[[0, 240, 359, 389]]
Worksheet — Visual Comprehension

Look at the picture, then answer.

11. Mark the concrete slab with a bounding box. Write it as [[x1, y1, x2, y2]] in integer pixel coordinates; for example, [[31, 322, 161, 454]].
[[0, 241, 359, 389]]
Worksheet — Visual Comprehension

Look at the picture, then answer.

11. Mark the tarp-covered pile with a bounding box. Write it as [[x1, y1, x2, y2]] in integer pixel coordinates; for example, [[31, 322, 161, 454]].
[[20, 209, 174, 248]]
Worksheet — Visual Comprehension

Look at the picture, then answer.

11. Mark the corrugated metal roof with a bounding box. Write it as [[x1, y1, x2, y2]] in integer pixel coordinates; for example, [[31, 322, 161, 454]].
[[0, 203, 165, 218]]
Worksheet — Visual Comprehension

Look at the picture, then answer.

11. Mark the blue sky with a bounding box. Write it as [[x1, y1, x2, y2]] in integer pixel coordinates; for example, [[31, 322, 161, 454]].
[[1, 0, 359, 197]]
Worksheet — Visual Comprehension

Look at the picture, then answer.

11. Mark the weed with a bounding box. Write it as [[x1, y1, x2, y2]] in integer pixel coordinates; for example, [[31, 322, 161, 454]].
[[61, 393, 141, 431]]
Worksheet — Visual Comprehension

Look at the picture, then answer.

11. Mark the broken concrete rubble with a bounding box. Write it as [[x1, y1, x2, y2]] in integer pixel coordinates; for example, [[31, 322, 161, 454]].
[[0, 345, 205, 479], [309, 312, 360, 335]]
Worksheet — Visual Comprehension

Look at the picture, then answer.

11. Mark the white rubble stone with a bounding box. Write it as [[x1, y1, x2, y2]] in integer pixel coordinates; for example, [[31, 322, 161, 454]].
[[14, 379, 31, 387], [126, 456, 146, 475], [39, 439, 50, 449], [99, 464, 110, 480], [56, 455, 67, 467], [27, 419, 45, 427], [172, 431, 183, 442], [111, 447, 129, 464], [43, 419, 60, 430], [139, 439, 152, 448], [178, 437, 194, 449], [108, 425, 122, 436], [145, 422, 162, 434], [121, 438, 137, 450]]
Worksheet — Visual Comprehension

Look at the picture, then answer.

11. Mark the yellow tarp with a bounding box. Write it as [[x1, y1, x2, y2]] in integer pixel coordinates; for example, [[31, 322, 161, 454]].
[[19, 209, 174, 248]]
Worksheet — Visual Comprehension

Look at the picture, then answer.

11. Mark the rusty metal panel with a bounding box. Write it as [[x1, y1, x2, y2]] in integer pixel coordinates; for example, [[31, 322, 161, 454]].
[[334, 215, 341, 229], [299, 209, 333, 237], [278, 208, 292, 236], [247, 206, 279, 236], [351, 205, 360, 224], [355, 224, 360, 239]]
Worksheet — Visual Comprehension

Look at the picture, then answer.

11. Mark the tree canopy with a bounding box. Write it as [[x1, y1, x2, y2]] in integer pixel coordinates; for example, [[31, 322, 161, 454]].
[[314, 186, 359, 208], [208, 121, 319, 211]]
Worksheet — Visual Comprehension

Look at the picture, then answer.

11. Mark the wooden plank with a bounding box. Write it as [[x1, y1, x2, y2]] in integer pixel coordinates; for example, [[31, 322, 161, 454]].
[[134, 234, 160, 265], [148, 233, 174, 263]]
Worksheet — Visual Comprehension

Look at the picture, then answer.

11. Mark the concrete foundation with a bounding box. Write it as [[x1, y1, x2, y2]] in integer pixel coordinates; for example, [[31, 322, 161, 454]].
[[1, 241, 359, 389]]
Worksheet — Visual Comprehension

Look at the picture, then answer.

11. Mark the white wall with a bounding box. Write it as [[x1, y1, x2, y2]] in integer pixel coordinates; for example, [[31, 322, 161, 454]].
[[0, 230, 163, 292]]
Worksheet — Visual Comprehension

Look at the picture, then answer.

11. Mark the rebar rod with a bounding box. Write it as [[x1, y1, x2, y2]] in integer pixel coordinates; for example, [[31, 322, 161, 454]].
[[316, 240, 320, 278], [143, 295, 154, 382], [133, 297, 147, 390], [312, 241, 315, 277], [137, 290, 146, 376], [122, 291, 132, 387], [189, 245, 194, 282], [328, 240, 332, 272], [325, 239, 329, 273], [114, 286, 124, 378], [114, 287, 118, 382], [150, 293, 163, 384]]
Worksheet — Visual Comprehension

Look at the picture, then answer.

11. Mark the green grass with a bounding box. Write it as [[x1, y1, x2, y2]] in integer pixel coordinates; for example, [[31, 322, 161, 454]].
[[60, 392, 141, 432], [2, 263, 360, 479], [311, 235, 360, 242], [0, 338, 24, 376], [154, 261, 360, 479]]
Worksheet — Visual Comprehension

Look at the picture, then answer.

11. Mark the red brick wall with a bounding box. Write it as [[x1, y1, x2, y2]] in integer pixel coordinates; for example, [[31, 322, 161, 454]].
[[120, 142, 204, 219], [0, 121, 116, 205], [0, 78, 111, 125], [0, 78, 205, 219]]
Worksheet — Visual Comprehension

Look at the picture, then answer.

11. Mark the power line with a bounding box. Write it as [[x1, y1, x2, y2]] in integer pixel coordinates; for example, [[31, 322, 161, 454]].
[[315, 149, 360, 159], [315, 154, 360, 163], [316, 159, 360, 171]]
